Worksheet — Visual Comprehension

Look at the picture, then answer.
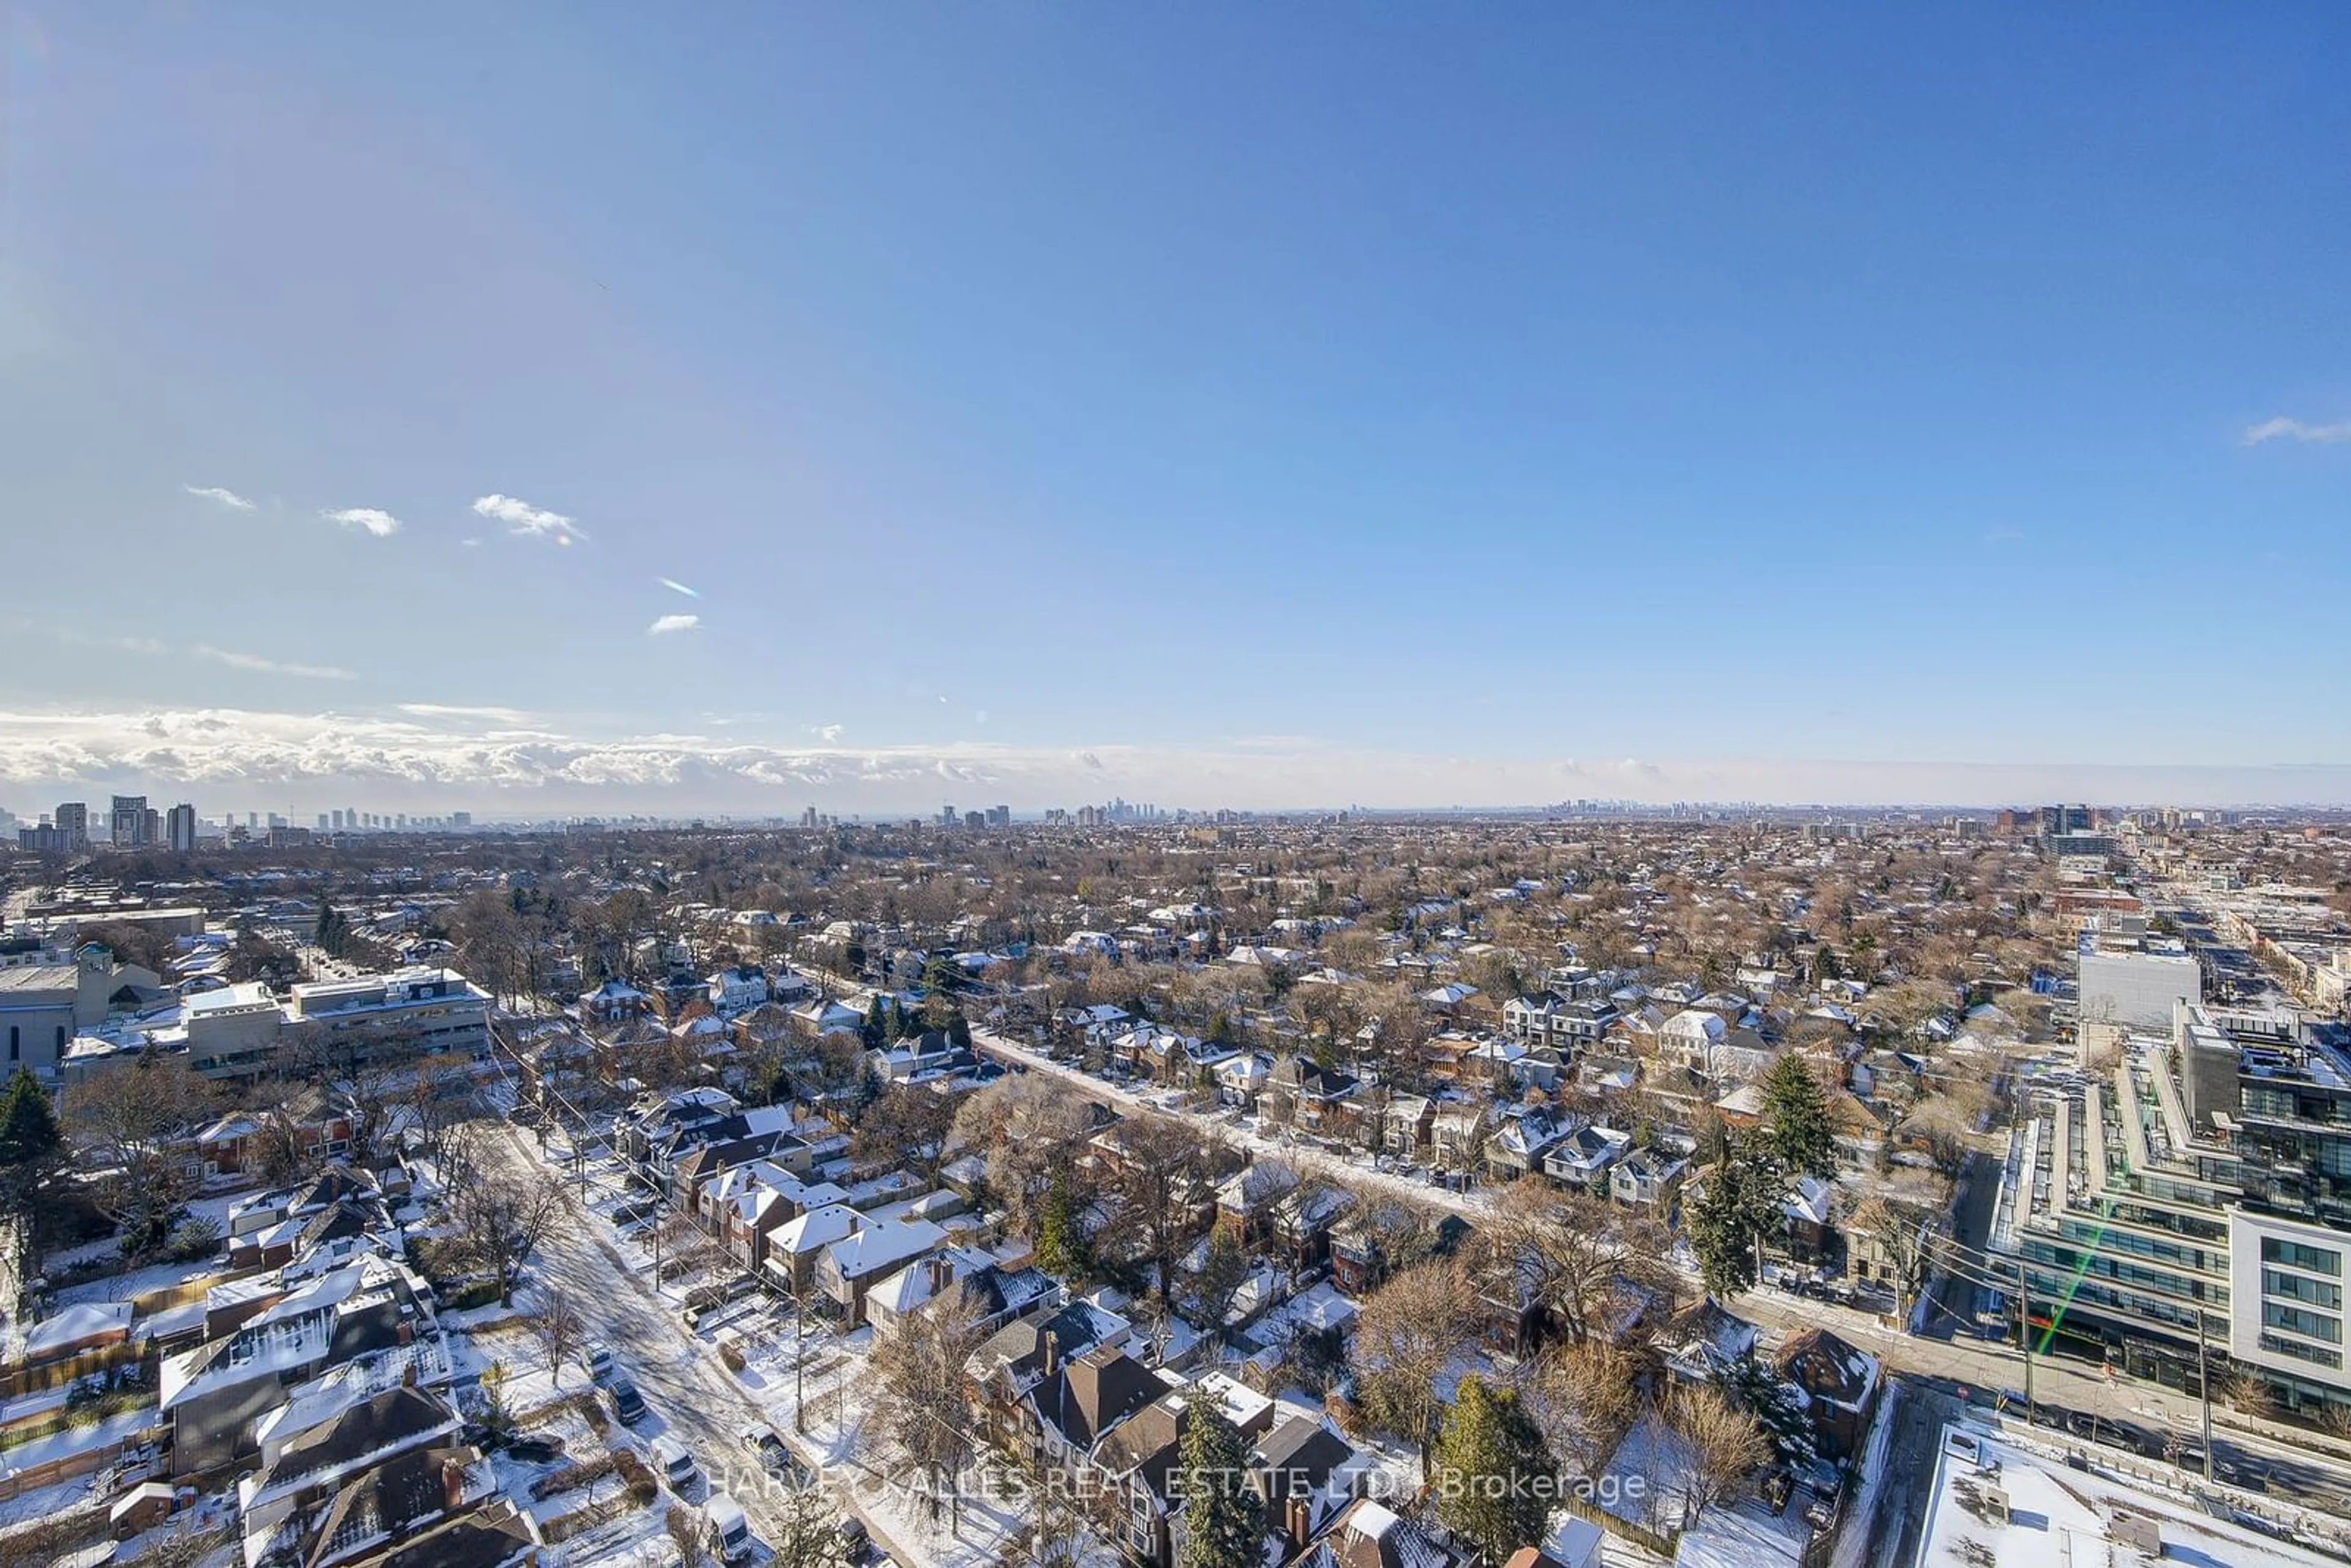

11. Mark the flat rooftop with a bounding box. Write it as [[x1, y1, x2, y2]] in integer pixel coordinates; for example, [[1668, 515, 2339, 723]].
[[1918, 1420, 2342, 1568], [0, 966, 74, 996]]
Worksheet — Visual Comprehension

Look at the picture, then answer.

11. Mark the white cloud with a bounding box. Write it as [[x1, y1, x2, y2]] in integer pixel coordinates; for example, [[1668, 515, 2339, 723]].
[[471, 493, 585, 544], [185, 484, 255, 510], [813, 724, 846, 743], [647, 613, 700, 637], [6, 707, 2351, 813], [398, 703, 531, 724], [191, 646, 358, 680], [2242, 416, 2351, 446], [321, 506, 402, 538]]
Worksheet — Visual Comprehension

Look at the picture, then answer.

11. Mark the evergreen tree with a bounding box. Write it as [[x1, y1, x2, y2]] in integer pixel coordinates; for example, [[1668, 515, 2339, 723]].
[[947, 1011, 973, 1051], [1174, 1400, 1264, 1568], [0, 1067, 66, 1302], [1721, 1352, 1819, 1468], [1690, 1141, 1784, 1296], [1187, 1221, 1249, 1340], [1035, 1176, 1089, 1277], [1431, 1375, 1554, 1563], [1758, 1054, 1836, 1177], [0, 1067, 63, 1172], [863, 997, 888, 1049]]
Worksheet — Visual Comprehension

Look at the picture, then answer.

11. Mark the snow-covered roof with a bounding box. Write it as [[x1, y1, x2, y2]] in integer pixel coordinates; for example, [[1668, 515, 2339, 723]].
[[771, 1202, 861, 1255], [823, 1215, 947, 1280], [1918, 1420, 2341, 1568], [24, 1300, 131, 1359]]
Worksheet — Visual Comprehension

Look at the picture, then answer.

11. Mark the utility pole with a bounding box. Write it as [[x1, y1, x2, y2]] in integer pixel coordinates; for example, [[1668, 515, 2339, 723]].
[[2019, 1250, 2034, 1424], [2197, 1308, 2214, 1484], [793, 1278, 807, 1435]]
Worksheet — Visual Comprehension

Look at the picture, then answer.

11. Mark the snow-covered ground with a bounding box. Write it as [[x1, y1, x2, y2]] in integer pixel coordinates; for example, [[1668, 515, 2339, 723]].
[[484, 1122, 1087, 1567]]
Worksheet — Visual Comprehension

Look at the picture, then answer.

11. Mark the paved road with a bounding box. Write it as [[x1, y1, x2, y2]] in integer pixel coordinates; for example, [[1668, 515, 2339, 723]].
[[1736, 1285, 2351, 1515], [477, 1123, 915, 1566], [970, 1026, 1493, 1220]]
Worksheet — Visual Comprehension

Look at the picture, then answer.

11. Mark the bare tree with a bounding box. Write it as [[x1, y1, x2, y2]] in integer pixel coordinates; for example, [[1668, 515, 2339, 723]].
[[1855, 1193, 1940, 1313], [1668, 1384, 1769, 1527], [867, 1282, 988, 1523], [2224, 1370, 2279, 1420], [1482, 1180, 1674, 1346], [244, 1102, 324, 1187], [762, 1477, 855, 1568], [61, 1054, 219, 1255], [1523, 1339, 1640, 1479], [665, 1502, 710, 1568], [653, 1209, 721, 1283], [534, 1283, 585, 1388], [1103, 1114, 1220, 1304], [443, 1124, 567, 1305], [1001, 1432, 1119, 1568], [850, 1086, 957, 1185], [1351, 1259, 1474, 1460], [952, 1075, 1100, 1237], [403, 1053, 478, 1168]]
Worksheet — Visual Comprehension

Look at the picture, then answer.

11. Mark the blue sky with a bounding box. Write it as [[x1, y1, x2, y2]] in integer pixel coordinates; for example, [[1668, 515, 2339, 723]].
[[3, 4, 2347, 813]]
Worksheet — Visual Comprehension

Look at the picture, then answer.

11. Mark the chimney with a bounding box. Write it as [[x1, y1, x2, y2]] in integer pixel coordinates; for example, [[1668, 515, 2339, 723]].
[[1042, 1330, 1060, 1379], [441, 1457, 465, 1514]]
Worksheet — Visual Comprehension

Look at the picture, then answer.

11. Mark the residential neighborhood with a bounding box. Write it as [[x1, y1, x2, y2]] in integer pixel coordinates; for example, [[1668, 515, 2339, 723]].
[[0, 803, 2348, 1566]]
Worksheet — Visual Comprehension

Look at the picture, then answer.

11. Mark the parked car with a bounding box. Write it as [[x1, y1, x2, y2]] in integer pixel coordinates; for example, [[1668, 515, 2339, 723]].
[[608, 1376, 646, 1425], [707, 1491, 756, 1567], [741, 1421, 809, 1484], [585, 1346, 615, 1383], [651, 1434, 700, 1495]]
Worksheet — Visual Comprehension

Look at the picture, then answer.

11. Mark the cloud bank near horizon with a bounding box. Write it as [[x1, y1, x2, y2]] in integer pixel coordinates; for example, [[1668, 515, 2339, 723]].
[[1, 708, 2348, 815]]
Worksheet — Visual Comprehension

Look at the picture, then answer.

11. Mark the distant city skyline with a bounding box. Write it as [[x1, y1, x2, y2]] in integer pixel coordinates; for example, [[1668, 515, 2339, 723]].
[[9, 717, 2351, 820], [6, 6, 2348, 809]]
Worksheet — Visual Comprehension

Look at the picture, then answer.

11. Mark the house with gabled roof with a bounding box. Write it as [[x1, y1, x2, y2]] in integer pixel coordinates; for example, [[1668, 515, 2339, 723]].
[[1778, 1327, 1880, 1461], [815, 1215, 949, 1326], [760, 1202, 864, 1298], [1543, 1122, 1631, 1191], [1251, 1413, 1373, 1560], [236, 1386, 465, 1567], [1485, 1106, 1569, 1182], [964, 1297, 1136, 1454], [1265, 1055, 1360, 1131], [1299, 1497, 1471, 1568]]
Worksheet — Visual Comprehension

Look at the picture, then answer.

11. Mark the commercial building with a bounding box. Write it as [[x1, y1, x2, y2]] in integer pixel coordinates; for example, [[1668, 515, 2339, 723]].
[[2077, 936, 2202, 1030], [284, 967, 492, 1069], [166, 803, 198, 852], [109, 794, 151, 848], [0, 944, 149, 1079], [1989, 1000, 2351, 1414], [1917, 1419, 2341, 1568]]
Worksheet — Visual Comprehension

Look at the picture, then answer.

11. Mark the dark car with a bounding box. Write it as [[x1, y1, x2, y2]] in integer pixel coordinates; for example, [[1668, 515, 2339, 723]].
[[609, 1376, 647, 1425], [506, 1435, 564, 1464]]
